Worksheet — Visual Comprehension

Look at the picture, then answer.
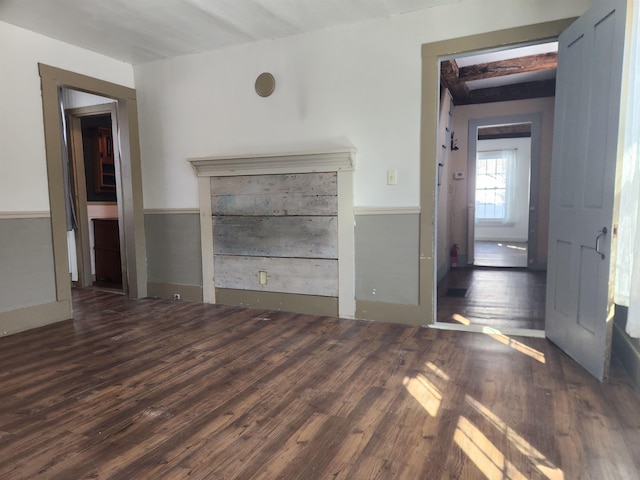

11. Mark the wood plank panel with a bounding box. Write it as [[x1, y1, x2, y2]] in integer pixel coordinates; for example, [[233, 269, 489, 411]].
[[2, 288, 639, 479], [210, 172, 336, 197], [214, 255, 338, 296], [213, 216, 338, 259], [209, 172, 339, 302], [212, 193, 337, 216], [211, 171, 337, 217]]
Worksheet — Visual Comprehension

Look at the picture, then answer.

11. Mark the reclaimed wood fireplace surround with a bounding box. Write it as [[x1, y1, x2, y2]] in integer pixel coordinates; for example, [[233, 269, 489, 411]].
[[188, 149, 355, 318]]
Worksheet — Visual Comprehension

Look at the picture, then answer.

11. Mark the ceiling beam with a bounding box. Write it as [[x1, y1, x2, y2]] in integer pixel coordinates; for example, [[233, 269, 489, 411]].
[[440, 60, 470, 104], [459, 79, 556, 105], [459, 52, 557, 82], [478, 123, 532, 140]]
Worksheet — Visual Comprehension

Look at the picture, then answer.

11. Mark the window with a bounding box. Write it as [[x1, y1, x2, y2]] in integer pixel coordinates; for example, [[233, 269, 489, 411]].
[[475, 150, 514, 221]]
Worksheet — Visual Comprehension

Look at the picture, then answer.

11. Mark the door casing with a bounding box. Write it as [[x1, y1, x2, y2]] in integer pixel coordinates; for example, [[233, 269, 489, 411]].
[[39, 64, 147, 316]]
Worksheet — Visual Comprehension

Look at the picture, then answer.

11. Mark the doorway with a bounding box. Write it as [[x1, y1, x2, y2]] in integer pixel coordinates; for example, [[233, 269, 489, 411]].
[[39, 64, 147, 317], [432, 38, 559, 335], [64, 93, 125, 293], [466, 114, 543, 269], [473, 129, 530, 267], [424, 3, 628, 381]]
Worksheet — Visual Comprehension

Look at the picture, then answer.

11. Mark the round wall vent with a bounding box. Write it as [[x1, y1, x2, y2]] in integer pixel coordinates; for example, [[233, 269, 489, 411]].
[[255, 72, 275, 97]]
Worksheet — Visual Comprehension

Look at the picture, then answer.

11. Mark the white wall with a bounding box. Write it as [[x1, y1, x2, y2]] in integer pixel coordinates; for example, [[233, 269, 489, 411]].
[[133, 0, 594, 210], [437, 89, 454, 279], [0, 21, 134, 214], [475, 137, 531, 242]]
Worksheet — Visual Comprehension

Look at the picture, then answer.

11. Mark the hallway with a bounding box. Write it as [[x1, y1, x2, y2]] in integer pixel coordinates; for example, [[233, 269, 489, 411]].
[[438, 267, 546, 330], [473, 241, 528, 268]]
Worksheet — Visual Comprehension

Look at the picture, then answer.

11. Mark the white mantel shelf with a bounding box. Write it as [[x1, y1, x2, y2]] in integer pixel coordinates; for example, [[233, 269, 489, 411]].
[[187, 149, 356, 177]]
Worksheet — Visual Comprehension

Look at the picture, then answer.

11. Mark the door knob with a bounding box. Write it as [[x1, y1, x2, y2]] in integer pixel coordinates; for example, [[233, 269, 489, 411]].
[[595, 227, 607, 260]]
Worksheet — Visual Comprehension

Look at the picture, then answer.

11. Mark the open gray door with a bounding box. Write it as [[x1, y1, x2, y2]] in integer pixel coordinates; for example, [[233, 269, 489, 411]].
[[546, 0, 627, 381]]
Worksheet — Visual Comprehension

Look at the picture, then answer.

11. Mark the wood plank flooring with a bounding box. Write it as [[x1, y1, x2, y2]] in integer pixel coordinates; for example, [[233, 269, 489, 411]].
[[438, 268, 546, 330], [474, 241, 528, 268], [1, 288, 639, 479]]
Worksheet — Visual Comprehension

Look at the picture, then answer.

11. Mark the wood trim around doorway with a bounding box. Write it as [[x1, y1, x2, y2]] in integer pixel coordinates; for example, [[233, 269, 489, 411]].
[[38, 64, 147, 312]]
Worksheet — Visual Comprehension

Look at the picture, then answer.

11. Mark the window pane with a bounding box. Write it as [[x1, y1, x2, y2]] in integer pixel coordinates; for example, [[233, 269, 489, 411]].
[[475, 152, 510, 221]]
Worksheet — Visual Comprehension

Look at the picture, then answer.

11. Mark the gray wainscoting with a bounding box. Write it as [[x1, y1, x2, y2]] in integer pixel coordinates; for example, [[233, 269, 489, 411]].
[[354, 213, 419, 305], [144, 213, 203, 300], [0, 218, 57, 313]]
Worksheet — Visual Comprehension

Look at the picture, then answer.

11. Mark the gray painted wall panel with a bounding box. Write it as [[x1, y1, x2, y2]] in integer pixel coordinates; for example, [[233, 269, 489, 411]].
[[214, 255, 338, 296], [355, 214, 419, 305], [0, 218, 57, 313], [145, 213, 202, 286], [214, 216, 338, 259]]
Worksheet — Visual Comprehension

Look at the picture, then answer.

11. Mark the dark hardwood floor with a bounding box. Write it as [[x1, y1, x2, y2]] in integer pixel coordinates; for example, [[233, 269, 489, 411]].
[[1, 288, 639, 479], [473, 241, 528, 268], [438, 267, 546, 330]]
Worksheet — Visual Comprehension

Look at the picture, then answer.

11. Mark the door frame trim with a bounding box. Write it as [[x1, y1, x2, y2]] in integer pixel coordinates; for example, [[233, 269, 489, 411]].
[[39, 64, 147, 309]]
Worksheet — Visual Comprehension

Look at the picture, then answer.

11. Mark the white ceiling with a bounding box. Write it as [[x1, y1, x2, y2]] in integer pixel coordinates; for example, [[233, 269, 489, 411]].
[[0, 0, 463, 64]]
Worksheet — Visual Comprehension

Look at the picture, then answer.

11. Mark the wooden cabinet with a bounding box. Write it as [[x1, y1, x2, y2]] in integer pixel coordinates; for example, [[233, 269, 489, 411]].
[[93, 218, 122, 287], [92, 127, 116, 193]]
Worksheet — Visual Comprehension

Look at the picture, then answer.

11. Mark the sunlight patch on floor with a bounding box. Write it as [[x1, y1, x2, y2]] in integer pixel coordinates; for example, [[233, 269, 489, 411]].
[[402, 374, 442, 417], [465, 395, 564, 480], [454, 415, 528, 480], [481, 326, 546, 363], [451, 313, 471, 325], [425, 361, 450, 382]]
